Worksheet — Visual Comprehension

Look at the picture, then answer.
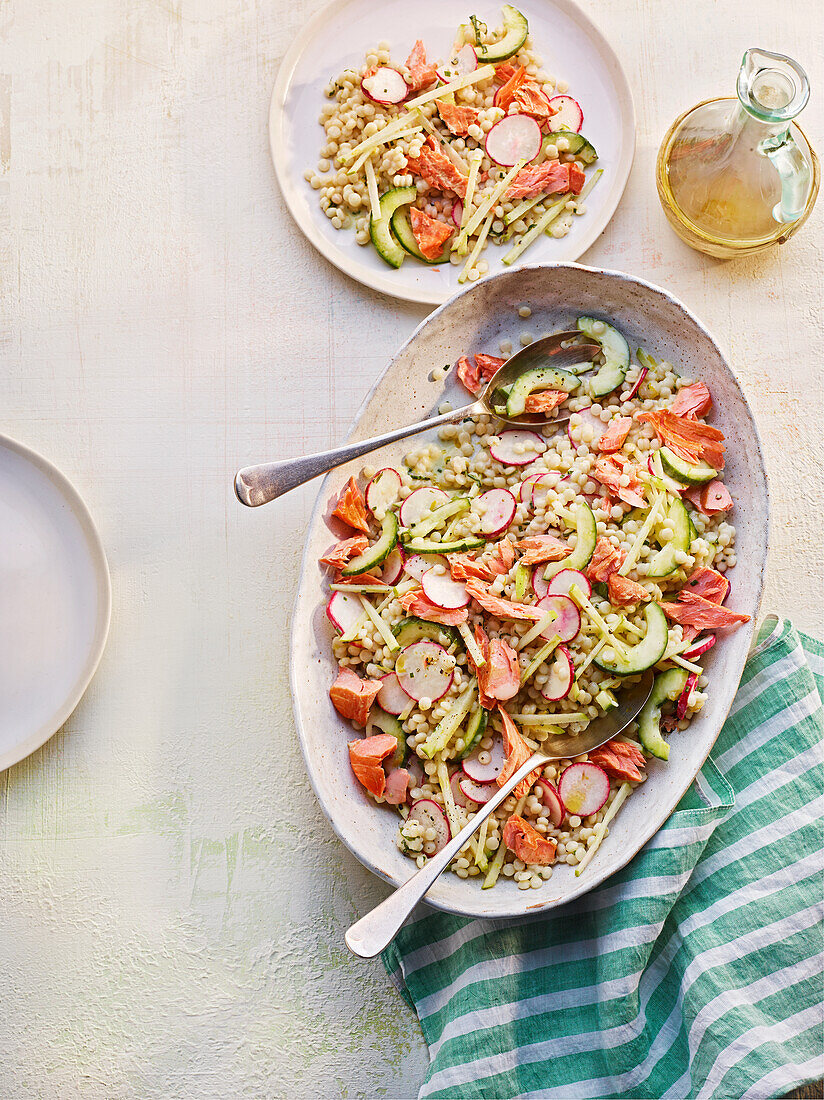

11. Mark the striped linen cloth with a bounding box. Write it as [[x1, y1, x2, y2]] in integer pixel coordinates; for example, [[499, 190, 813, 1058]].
[[383, 616, 824, 1099]]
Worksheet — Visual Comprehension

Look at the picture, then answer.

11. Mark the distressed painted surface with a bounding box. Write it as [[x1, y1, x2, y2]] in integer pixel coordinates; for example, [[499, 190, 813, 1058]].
[[0, 0, 821, 1097]]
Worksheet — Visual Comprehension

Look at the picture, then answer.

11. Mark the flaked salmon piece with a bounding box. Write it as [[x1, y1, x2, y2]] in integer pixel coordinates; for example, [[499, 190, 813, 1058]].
[[436, 99, 481, 136], [474, 353, 506, 377], [524, 389, 568, 414], [399, 588, 469, 625], [485, 537, 516, 576], [637, 409, 725, 470], [686, 480, 733, 515], [319, 535, 369, 568], [592, 455, 647, 508], [404, 40, 438, 91], [495, 64, 528, 111], [513, 535, 572, 567], [332, 477, 371, 534], [670, 382, 712, 420], [384, 767, 410, 805], [409, 207, 453, 260], [588, 739, 646, 782], [465, 577, 546, 621], [608, 573, 650, 606], [331, 667, 383, 725], [506, 160, 579, 201], [510, 82, 554, 121], [661, 590, 750, 631], [450, 553, 496, 582], [479, 638, 520, 706], [406, 135, 468, 199], [348, 734, 398, 798], [503, 814, 557, 865], [568, 163, 586, 194], [497, 707, 542, 799], [335, 572, 389, 586], [683, 566, 729, 604], [494, 62, 518, 84], [455, 352, 506, 396], [586, 536, 625, 582], [597, 417, 633, 453]]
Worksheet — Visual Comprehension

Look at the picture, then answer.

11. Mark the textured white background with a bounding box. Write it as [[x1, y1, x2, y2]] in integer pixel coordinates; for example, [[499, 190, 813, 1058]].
[[0, 0, 821, 1097]]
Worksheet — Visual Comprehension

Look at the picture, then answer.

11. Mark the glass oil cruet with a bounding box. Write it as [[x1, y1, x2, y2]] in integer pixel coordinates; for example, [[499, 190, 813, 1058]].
[[656, 49, 819, 258]]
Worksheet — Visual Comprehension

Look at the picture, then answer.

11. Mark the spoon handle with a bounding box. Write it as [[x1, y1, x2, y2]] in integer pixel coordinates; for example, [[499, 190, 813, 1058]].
[[344, 751, 548, 959], [235, 402, 481, 507]]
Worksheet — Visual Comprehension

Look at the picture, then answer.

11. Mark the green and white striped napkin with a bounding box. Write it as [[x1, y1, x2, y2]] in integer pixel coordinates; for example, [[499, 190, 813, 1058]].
[[383, 616, 824, 1099]]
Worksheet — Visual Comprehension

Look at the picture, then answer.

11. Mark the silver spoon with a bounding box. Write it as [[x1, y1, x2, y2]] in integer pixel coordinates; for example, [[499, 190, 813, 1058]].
[[344, 669, 654, 958], [234, 331, 599, 507]]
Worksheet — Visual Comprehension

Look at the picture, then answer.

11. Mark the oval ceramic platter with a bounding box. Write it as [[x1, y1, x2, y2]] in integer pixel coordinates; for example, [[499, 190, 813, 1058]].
[[290, 264, 768, 918], [0, 434, 111, 772], [269, 0, 635, 304]]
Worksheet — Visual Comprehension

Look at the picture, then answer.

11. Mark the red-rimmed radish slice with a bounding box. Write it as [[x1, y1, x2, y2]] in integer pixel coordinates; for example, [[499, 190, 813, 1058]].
[[361, 67, 409, 105], [682, 634, 716, 661], [529, 473, 557, 509], [540, 645, 574, 701], [546, 568, 591, 600], [547, 96, 584, 133], [400, 486, 449, 527], [377, 672, 411, 715], [462, 737, 507, 783], [537, 594, 581, 641], [459, 775, 494, 804], [326, 591, 362, 634], [403, 552, 447, 581], [568, 407, 604, 447], [517, 471, 543, 505], [536, 780, 566, 827], [485, 113, 542, 166], [490, 429, 547, 466], [395, 640, 455, 702], [476, 488, 517, 536], [379, 546, 405, 585], [438, 43, 478, 82], [532, 566, 550, 599], [452, 200, 463, 227], [366, 467, 402, 515], [408, 799, 451, 852], [558, 762, 609, 816], [421, 568, 469, 609], [626, 367, 648, 401], [677, 672, 699, 720], [450, 771, 471, 808]]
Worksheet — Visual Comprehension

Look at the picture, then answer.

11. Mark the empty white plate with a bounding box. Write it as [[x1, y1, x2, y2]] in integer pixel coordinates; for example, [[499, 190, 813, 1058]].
[[0, 434, 111, 771]]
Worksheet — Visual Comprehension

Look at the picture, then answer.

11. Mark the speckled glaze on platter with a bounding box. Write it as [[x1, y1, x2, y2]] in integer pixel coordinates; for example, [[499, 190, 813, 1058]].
[[290, 263, 768, 918]]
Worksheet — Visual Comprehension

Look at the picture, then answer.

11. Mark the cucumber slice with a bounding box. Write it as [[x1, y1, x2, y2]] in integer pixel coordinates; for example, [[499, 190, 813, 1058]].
[[576, 317, 630, 398], [456, 705, 488, 760], [340, 512, 399, 576], [544, 501, 596, 580], [474, 5, 528, 63], [552, 131, 598, 164], [646, 497, 691, 579], [658, 446, 718, 486], [390, 207, 450, 264], [392, 616, 462, 650], [594, 602, 669, 676], [505, 365, 580, 417], [638, 668, 689, 760], [369, 706, 408, 768], [403, 535, 487, 554], [369, 186, 417, 269]]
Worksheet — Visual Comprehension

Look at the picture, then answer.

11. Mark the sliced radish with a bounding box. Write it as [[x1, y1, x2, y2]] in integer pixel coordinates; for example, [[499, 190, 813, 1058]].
[[404, 552, 447, 581], [377, 672, 411, 715], [546, 568, 592, 600], [677, 672, 699, 720], [366, 467, 402, 515], [450, 770, 471, 808], [361, 67, 409, 105], [379, 546, 405, 585], [626, 367, 648, 401], [421, 568, 469, 609], [536, 780, 566, 827], [568, 407, 605, 448], [540, 645, 574, 701], [459, 775, 495, 804], [485, 113, 542, 166], [408, 799, 451, 853], [476, 488, 517, 536], [558, 762, 610, 816], [326, 591, 362, 634], [395, 640, 455, 702], [682, 634, 716, 661], [462, 737, 507, 783], [537, 594, 581, 641], [438, 43, 478, 82], [490, 429, 547, 467], [452, 200, 463, 227], [529, 473, 558, 510], [547, 96, 584, 133], [532, 566, 550, 599], [400, 486, 449, 527], [517, 472, 543, 505]]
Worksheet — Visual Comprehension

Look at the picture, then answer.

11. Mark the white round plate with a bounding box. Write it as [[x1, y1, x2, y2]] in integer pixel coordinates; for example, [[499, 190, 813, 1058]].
[[270, 0, 635, 305], [0, 434, 111, 771], [290, 263, 768, 918]]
